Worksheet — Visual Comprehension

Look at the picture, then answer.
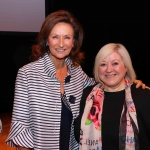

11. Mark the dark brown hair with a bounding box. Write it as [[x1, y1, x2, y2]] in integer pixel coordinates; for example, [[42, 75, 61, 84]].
[[30, 10, 84, 66]]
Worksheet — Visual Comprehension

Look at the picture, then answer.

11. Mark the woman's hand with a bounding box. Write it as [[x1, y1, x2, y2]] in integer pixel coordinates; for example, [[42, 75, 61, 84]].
[[134, 79, 145, 88], [134, 79, 150, 89]]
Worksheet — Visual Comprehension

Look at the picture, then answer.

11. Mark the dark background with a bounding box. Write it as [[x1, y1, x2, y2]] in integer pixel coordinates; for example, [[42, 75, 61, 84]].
[[1, 1, 150, 112], [45, 1, 150, 79]]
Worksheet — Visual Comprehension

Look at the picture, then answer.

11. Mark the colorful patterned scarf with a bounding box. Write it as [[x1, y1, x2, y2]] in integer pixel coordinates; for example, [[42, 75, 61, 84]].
[[79, 79, 139, 150]]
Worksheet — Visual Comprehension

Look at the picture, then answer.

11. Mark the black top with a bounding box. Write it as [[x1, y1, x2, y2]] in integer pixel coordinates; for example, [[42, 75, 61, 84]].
[[60, 94, 73, 150], [74, 84, 150, 150]]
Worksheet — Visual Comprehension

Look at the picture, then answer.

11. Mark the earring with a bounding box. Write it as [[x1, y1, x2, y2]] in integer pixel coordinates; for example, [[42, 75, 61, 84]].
[[46, 43, 48, 46], [72, 44, 74, 48]]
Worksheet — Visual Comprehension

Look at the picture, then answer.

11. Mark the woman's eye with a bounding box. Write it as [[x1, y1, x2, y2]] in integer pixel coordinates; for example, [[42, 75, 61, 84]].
[[52, 36, 57, 39], [65, 36, 71, 39], [100, 63, 106, 67], [113, 62, 119, 65]]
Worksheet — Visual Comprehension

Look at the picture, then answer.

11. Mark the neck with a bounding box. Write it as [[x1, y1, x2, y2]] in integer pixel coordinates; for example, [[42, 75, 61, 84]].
[[49, 54, 66, 70], [104, 80, 126, 92], [55, 62, 66, 70]]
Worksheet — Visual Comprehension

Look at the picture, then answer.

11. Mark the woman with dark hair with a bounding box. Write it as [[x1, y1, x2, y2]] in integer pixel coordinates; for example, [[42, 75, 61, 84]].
[[6, 9, 95, 150], [6, 10, 146, 150], [30, 9, 84, 66]]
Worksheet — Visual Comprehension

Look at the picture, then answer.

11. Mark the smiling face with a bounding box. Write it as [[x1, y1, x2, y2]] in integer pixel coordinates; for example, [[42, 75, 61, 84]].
[[98, 51, 127, 92], [47, 22, 74, 62]]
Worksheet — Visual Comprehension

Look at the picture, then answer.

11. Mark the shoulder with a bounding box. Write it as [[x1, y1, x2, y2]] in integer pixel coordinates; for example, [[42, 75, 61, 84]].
[[18, 57, 44, 73], [70, 64, 84, 74], [131, 83, 150, 106], [83, 84, 97, 92], [81, 84, 97, 101], [79, 84, 97, 117], [81, 84, 97, 99], [131, 83, 150, 97], [66, 57, 85, 73]]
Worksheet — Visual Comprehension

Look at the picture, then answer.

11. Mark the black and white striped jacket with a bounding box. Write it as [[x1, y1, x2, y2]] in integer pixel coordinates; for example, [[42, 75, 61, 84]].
[[6, 54, 95, 150]]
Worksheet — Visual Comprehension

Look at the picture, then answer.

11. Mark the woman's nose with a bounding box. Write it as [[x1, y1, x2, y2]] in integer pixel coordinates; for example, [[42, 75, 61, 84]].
[[106, 64, 113, 72], [58, 37, 64, 47]]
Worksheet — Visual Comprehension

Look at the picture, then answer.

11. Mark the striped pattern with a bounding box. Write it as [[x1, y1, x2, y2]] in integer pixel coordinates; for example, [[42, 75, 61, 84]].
[[61, 93, 71, 110], [6, 54, 95, 150]]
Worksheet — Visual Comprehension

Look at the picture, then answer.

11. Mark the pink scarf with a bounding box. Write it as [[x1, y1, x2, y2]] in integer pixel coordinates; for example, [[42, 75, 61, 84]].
[[79, 79, 139, 150]]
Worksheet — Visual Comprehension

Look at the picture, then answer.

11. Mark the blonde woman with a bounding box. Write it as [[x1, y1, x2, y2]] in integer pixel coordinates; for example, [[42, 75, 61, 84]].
[[74, 43, 150, 150]]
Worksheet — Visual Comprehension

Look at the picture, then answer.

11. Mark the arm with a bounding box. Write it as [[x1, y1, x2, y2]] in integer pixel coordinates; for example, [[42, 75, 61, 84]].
[[6, 68, 33, 149], [81, 68, 95, 88], [138, 90, 150, 146]]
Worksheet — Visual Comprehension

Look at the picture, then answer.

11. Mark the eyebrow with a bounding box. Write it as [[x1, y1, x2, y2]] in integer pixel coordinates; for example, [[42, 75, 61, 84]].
[[50, 33, 73, 36], [101, 59, 121, 62]]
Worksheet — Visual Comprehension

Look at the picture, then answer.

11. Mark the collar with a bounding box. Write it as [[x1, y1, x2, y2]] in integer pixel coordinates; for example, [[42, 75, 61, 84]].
[[42, 53, 72, 78]]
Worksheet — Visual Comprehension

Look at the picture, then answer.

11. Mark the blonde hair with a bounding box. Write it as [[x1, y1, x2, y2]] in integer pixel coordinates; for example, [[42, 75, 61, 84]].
[[93, 43, 136, 83]]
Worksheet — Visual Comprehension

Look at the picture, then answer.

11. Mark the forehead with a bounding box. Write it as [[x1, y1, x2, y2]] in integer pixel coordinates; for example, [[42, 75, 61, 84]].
[[103, 51, 122, 61], [51, 22, 74, 33]]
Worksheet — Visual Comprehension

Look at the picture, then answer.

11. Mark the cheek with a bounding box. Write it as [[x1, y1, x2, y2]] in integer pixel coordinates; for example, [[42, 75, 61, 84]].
[[98, 67, 105, 75], [66, 40, 74, 47], [48, 39, 56, 47], [121, 65, 127, 71], [118, 66, 127, 74]]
